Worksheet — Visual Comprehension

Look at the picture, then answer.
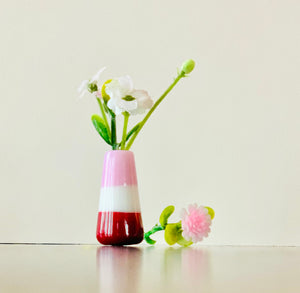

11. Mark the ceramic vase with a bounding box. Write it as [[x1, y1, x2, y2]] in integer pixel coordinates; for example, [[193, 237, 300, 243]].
[[96, 150, 144, 245]]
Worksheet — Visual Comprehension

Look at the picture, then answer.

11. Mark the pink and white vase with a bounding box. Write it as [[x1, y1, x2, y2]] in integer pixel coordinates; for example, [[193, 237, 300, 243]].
[[96, 151, 144, 245]]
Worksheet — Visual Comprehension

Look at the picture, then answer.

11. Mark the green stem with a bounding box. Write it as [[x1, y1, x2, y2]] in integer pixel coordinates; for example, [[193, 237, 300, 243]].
[[121, 112, 129, 150], [111, 114, 117, 150], [144, 224, 164, 245], [96, 98, 111, 136], [125, 72, 185, 150]]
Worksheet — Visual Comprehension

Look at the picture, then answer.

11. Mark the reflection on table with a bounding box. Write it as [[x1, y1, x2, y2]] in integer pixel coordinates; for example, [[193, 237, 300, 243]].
[[96, 245, 211, 293]]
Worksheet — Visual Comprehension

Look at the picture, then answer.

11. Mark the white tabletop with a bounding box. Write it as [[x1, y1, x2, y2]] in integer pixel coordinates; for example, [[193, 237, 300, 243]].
[[0, 244, 299, 293]]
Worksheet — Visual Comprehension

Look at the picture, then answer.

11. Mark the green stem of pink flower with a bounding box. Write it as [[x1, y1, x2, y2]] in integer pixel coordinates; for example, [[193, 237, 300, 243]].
[[144, 224, 164, 245]]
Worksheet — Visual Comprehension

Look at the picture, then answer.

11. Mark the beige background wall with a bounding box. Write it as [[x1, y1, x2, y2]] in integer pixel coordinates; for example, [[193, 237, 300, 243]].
[[0, 0, 299, 245]]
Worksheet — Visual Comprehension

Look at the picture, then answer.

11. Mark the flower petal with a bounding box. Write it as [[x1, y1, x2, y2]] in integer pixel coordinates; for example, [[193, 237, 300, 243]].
[[107, 98, 123, 115], [181, 204, 212, 244], [105, 79, 123, 100], [129, 89, 153, 115], [118, 99, 138, 113], [107, 98, 117, 113], [180, 208, 188, 219], [79, 89, 88, 98], [91, 67, 106, 83], [78, 80, 89, 93], [117, 75, 134, 94]]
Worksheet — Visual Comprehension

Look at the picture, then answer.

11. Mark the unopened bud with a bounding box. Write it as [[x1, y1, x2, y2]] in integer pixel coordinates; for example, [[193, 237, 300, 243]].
[[180, 59, 195, 75]]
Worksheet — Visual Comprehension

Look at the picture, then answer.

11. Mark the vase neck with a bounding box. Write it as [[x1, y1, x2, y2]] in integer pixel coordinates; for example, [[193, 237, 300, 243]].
[[101, 151, 137, 187]]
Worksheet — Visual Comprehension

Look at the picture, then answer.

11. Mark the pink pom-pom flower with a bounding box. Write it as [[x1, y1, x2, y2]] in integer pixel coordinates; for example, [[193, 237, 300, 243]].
[[181, 204, 212, 243]]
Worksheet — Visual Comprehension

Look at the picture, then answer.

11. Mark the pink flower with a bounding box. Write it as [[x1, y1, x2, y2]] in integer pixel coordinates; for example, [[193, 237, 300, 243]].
[[181, 204, 212, 243]]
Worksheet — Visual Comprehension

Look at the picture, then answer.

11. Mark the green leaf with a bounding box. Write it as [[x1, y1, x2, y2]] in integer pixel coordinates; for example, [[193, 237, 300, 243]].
[[126, 123, 141, 142], [177, 235, 193, 247], [159, 205, 175, 228], [91, 114, 112, 145], [122, 95, 136, 101], [205, 206, 215, 219], [164, 223, 180, 245]]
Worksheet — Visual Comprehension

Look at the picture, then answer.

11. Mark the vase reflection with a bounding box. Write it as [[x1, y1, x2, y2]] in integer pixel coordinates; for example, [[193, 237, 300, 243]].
[[96, 246, 142, 293], [96, 245, 211, 292]]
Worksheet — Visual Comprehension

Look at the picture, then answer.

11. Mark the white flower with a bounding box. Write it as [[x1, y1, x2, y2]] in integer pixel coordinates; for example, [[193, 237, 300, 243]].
[[77, 67, 106, 98], [78, 79, 89, 98], [91, 67, 106, 84], [130, 90, 154, 115], [105, 75, 153, 115]]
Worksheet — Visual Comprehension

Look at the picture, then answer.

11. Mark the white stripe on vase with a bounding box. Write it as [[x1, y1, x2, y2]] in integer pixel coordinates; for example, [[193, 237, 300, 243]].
[[98, 185, 141, 212]]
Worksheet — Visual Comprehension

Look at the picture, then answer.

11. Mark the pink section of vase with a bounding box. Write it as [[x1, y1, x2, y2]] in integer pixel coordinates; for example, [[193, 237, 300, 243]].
[[101, 151, 138, 187]]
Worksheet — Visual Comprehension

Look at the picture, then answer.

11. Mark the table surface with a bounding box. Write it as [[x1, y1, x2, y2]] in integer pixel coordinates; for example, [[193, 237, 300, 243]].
[[0, 244, 299, 293]]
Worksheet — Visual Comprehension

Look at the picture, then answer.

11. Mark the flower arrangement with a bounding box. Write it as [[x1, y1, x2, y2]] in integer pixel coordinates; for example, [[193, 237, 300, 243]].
[[145, 204, 215, 246], [78, 59, 196, 150], [79, 59, 215, 246]]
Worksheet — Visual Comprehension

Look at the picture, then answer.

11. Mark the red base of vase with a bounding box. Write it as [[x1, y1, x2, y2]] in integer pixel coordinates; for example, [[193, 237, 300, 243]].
[[96, 211, 144, 245]]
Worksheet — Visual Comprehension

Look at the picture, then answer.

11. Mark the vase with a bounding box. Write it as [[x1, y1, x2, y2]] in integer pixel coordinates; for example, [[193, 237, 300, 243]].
[[96, 150, 144, 245]]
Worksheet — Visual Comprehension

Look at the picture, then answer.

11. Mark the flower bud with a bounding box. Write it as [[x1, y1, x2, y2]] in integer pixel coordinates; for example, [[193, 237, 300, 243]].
[[180, 59, 195, 74]]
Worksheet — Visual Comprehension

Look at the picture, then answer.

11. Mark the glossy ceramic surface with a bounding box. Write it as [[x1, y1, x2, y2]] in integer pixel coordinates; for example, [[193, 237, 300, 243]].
[[0, 245, 299, 293], [96, 151, 143, 245], [96, 212, 143, 245]]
